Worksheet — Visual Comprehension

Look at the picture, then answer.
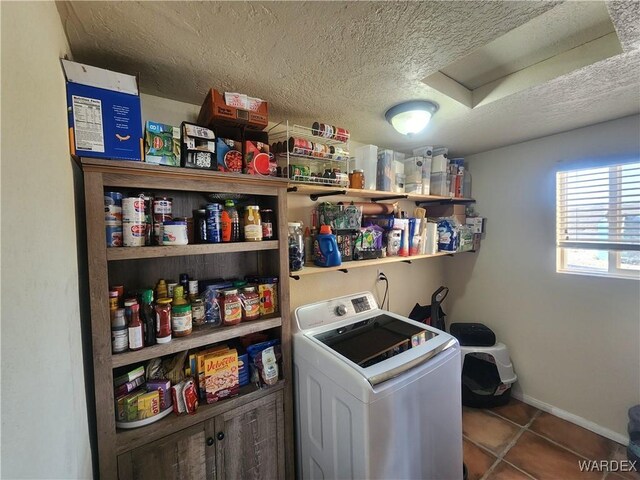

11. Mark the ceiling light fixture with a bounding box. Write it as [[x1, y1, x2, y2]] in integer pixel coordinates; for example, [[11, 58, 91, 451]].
[[385, 100, 439, 136]]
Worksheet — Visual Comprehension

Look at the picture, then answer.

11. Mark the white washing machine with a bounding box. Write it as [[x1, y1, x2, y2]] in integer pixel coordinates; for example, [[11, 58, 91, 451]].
[[294, 292, 463, 480]]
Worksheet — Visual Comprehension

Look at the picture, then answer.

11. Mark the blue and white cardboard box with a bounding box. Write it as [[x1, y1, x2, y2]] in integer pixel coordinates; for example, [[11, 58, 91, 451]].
[[62, 59, 142, 161]]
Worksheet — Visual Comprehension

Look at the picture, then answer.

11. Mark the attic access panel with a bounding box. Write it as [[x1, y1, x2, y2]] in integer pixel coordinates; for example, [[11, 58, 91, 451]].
[[423, 1, 623, 109]]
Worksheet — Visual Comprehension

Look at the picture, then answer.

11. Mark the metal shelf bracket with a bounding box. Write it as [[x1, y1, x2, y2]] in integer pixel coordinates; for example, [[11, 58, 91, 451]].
[[339, 268, 349, 274], [372, 194, 408, 202], [310, 190, 347, 201], [287, 186, 298, 193], [289, 274, 300, 280]]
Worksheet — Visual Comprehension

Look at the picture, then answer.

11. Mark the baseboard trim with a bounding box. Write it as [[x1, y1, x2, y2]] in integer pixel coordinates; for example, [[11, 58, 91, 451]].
[[512, 391, 629, 446]]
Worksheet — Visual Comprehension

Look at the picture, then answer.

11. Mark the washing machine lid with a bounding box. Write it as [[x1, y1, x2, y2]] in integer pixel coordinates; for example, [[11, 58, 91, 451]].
[[313, 313, 437, 367], [296, 292, 458, 387]]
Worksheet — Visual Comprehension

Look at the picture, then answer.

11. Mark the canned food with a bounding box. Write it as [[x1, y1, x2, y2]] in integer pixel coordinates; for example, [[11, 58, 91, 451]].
[[122, 197, 146, 223], [123, 222, 146, 247], [153, 197, 172, 215], [105, 192, 123, 206], [106, 225, 123, 247]]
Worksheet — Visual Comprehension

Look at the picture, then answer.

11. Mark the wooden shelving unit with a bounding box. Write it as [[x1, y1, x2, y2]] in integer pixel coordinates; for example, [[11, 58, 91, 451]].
[[80, 158, 293, 479]]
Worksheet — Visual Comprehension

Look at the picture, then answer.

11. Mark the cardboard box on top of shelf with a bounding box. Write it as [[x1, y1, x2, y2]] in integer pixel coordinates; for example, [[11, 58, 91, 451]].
[[62, 59, 143, 161], [427, 204, 466, 224]]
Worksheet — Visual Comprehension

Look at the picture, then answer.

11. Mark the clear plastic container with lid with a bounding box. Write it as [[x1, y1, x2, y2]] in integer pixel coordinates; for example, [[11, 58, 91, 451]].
[[288, 222, 304, 272]]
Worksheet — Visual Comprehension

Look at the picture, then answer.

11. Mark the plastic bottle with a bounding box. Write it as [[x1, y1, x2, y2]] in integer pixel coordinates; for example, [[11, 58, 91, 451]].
[[314, 225, 342, 267], [128, 303, 144, 351], [140, 289, 156, 347]]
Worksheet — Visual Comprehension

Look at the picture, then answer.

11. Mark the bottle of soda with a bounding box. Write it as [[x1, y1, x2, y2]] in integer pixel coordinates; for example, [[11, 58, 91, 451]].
[[140, 289, 156, 347]]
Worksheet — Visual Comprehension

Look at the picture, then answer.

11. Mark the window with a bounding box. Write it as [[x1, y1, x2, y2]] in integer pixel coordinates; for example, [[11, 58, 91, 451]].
[[556, 162, 640, 279]]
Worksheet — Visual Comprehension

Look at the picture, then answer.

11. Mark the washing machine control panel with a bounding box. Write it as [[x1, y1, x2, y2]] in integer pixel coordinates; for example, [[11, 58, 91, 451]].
[[296, 292, 379, 331], [351, 296, 371, 313]]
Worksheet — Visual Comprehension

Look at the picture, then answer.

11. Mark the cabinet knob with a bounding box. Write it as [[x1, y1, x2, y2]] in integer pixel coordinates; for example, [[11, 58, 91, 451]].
[[216, 431, 225, 441], [206, 437, 214, 446]]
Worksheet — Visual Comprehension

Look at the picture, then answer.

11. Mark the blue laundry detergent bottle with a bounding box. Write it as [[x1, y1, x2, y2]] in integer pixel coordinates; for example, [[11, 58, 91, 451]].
[[314, 224, 342, 267]]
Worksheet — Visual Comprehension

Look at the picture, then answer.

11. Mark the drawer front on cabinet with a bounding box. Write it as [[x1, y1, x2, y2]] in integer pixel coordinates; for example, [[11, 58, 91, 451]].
[[118, 422, 215, 480], [215, 391, 285, 480]]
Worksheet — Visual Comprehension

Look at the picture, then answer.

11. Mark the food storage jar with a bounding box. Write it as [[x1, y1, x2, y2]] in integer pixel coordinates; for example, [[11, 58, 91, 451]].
[[288, 222, 304, 271]]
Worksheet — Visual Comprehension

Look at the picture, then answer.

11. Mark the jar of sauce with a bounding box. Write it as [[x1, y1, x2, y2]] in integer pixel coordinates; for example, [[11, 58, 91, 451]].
[[244, 206, 262, 242], [191, 297, 206, 326], [261, 209, 275, 240], [350, 169, 364, 189], [221, 289, 242, 326], [240, 286, 261, 321], [171, 303, 193, 337], [155, 298, 172, 344]]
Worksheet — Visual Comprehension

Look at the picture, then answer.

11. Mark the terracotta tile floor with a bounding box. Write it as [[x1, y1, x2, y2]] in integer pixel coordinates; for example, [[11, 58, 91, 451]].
[[463, 399, 640, 480]]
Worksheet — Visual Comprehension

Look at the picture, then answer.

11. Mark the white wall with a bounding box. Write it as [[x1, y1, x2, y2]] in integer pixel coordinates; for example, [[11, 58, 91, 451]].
[[445, 115, 640, 441], [1, 2, 92, 478]]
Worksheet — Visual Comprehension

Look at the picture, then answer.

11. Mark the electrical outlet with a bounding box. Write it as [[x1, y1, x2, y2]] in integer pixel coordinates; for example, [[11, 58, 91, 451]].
[[376, 269, 385, 281]]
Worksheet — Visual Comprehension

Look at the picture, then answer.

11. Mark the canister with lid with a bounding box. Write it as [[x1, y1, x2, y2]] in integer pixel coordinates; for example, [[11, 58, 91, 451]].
[[288, 222, 304, 272], [162, 219, 188, 245]]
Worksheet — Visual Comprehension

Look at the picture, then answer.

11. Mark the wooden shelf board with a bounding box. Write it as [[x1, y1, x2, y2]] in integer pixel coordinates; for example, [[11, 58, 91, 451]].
[[115, 380, 286, 454], [287, 183, 474, 203], [290, 252, 459, 277], [107, 240, 279, 261], [111, 317, 282, 368], [80, 158, 289, 187]]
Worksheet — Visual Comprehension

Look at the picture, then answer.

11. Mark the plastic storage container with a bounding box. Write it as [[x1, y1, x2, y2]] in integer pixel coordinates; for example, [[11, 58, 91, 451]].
[[355, 145, 378, 191], [288, 222, 304, 271]]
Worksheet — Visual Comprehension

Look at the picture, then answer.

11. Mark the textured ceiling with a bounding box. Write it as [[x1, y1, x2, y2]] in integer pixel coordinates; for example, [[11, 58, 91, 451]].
[[56, 1, 640, 156]]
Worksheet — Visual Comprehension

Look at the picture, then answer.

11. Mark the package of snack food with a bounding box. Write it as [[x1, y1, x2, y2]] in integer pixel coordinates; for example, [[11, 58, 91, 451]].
[[216, 138, 243, 172], [182, 378, 199, 415], [204, 349, 239, 403]]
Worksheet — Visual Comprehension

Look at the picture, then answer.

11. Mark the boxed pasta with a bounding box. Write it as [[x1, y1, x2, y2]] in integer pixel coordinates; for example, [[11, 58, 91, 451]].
[[204, 349, 239, 403]]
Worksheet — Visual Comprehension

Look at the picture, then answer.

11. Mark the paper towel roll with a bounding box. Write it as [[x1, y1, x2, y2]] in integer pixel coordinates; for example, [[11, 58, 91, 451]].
[[426, 222, 438, 255]]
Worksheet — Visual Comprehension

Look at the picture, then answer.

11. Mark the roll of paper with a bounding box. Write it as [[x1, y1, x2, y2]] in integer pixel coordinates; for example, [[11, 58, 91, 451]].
[[426, 222, 438, 255]]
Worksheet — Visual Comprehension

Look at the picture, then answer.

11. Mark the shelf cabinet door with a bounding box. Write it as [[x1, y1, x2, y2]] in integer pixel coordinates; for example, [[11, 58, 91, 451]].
[[215, 390, 285, 480], [118, 421, 216, 480]]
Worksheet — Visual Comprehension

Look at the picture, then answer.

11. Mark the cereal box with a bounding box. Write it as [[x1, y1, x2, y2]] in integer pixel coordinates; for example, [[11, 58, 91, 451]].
[[204, 349, 239, 403]]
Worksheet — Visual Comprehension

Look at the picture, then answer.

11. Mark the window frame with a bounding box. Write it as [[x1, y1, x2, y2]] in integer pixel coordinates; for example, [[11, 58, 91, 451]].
[[556, 162, 640, 280]]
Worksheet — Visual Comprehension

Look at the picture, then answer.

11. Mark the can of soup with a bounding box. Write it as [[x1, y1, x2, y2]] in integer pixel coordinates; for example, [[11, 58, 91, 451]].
[[122, 197, 146, 223], [123, 221, 146, 247], [106, 225, 123, 247]]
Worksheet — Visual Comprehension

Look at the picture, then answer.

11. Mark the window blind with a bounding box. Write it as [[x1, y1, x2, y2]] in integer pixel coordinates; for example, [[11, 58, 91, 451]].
[[557, 162, 640, 251]]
